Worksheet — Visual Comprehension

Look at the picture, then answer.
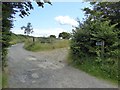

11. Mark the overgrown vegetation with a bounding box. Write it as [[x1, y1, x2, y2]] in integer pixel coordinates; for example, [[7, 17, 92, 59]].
[[9, 33, 27, 45], [70, 2, 119, 83], [2, 70, 8, 88], [59, 32, 71, 39], [0, 68, 8, 88], [9, 32, 70, 52], [24, 38, 70, 52], [68, 55, 118, 84]]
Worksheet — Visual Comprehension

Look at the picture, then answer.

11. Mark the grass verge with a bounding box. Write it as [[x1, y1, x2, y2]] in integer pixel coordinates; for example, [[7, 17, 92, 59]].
[[0, 70, 8, 88], [67, 54, 118, 85], [24, 39, 70, 52], [2, 71, 8, 88], [0, 72, 2, 89]]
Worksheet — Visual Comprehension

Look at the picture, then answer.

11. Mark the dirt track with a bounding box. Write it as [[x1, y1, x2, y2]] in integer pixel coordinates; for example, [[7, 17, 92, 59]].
[[8, 43, 117, 88]]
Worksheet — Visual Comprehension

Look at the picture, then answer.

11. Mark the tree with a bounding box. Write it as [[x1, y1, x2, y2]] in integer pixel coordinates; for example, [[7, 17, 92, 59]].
[[59, 32, 71, 39], [70, 1, 119, 81], [71, 19, 118, 63], [2, 2, 15, 70], [71, 19, 118, 80], [83, 2, 120, 38], [2, 0, 52, 71], [21, 22, 35, 42], [82, 1, 120, 58], [71, 1, 119, 61], [49, 35, 56, 38], [21, 22, 33, 35]]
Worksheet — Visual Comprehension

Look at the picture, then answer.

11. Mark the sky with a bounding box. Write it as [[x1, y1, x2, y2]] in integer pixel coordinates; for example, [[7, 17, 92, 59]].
[[11, 2, 92, 37]]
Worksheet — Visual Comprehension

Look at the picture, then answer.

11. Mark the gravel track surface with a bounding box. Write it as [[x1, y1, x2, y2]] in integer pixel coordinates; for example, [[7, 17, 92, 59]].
[[8, 43, 118, 88]]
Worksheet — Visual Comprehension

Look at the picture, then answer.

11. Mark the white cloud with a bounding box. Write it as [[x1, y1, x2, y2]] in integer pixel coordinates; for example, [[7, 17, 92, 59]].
[[11, 28, 67, 37], [55, 16, 79, 27]]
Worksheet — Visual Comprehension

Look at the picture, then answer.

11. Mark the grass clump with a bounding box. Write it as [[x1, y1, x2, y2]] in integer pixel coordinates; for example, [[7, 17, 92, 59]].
[[24, 39, 70, 52]]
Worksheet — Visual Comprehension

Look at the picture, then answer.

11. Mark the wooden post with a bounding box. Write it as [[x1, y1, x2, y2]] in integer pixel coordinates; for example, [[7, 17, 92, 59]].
[[33, 37, 35, 43]]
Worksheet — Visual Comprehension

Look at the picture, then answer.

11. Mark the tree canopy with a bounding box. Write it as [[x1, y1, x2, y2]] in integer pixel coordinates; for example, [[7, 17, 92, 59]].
[[83, 2, 120, 38], [49, 35, 56, 38], [21, 22, 33, 35], [59, 32, 71, 39]]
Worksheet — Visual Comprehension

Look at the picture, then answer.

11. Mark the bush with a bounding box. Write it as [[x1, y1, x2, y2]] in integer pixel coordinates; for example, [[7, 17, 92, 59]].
[[70, 20, 119, 82]]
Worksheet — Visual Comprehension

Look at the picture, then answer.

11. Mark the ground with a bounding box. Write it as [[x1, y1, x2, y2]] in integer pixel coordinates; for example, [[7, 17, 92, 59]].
[[8, 43, 117, 88]]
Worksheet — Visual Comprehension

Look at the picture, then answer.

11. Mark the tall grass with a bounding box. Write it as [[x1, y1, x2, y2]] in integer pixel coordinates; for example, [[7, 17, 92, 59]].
[[67, 54, 118, 84], [2, 71, 8, 88], [0, 69, 8, 88], [24, 39, 70, 52], [9, 33, 26, 45], [0, 72, 2, 89]]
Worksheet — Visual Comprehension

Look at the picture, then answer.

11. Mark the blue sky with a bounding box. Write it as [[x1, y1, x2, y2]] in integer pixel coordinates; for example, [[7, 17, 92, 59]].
[[11, 2, 92, 37]]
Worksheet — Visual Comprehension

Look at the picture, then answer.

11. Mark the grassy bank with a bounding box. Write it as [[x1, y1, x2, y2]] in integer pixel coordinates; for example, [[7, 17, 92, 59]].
[[67, 54, 118, 85], [0, 72, 2, 89], [10, 33, 70, 52], [0, 69, 8, 88], [9, 33, 27, 45], [24, 39, 70, 52], [2, 71, 8, 88]]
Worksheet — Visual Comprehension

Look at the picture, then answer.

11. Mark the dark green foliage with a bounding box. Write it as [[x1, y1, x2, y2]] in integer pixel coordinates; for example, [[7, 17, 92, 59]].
[[83, 2, 120, 38], [71, 19, 119, 81], [2, 3, 13, 70], [59, 32, 71, 39], [70, 2, 119, 82], [49, 35, 56, 38]]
